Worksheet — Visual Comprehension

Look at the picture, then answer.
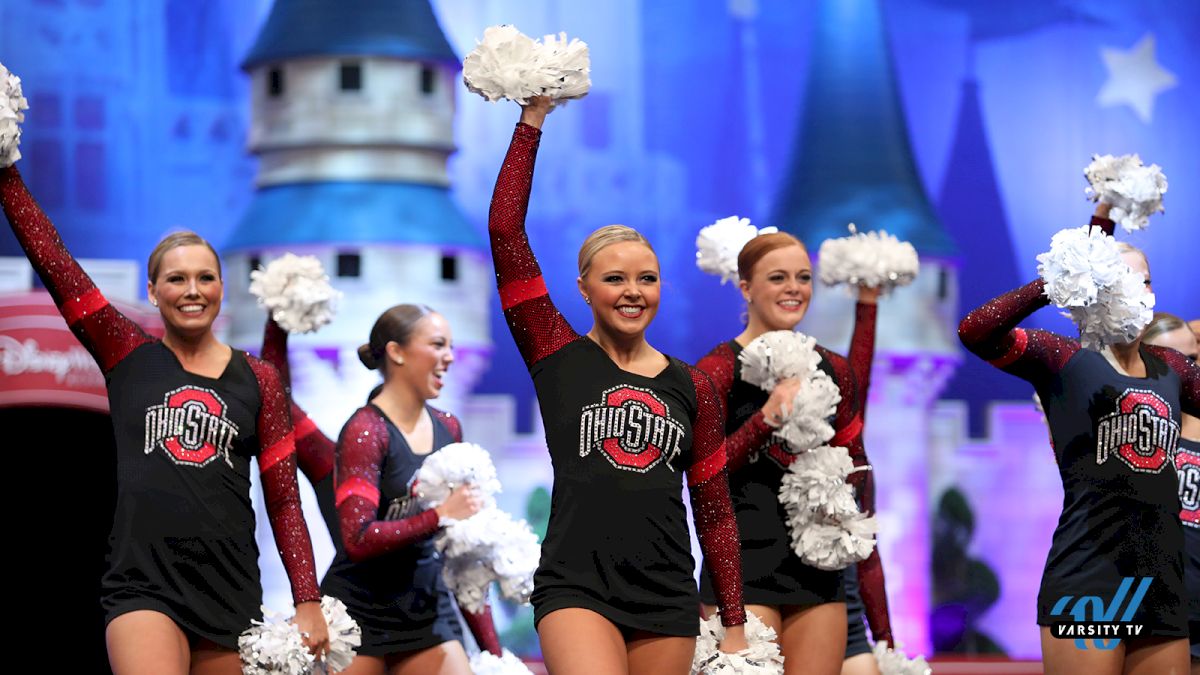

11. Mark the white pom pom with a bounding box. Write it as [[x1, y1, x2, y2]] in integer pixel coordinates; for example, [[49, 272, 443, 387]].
[[773, 371, 842, 452], [436, 508, 540, 610], [414, 442, 502, 508], [739, 331, 822, 392], [0, 63, 30, 168], [441, 555, 496, 615], [1084, 154, 1167, 232], [1036, 226, 1154, 349], [319, 597, 362, 674], [691, 611, 784, 675], [873, 641, 932, 675], [695, 216, 778, 284], [249, 254, 342, 335], [817, 225, 919, 290], [779, 448, 876, 570], [470, 649, 535, 675], [488, 514, 540, 605], [239, 597, 363, 675], [463, 25, 590, 105]]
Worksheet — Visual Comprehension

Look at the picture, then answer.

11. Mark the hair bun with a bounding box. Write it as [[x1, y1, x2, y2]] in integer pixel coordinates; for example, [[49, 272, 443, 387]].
[[357, 343, 378, 370]]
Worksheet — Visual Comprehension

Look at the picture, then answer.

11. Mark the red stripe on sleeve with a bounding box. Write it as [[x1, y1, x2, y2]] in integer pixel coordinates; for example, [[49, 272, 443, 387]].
[[498, 275, 548, 311], [336, 476, 381, 508], [258, 431, 295, 473], [61, 287, 110, 326], [687, 443, 728, 487], [989, 328, 1029, 368]]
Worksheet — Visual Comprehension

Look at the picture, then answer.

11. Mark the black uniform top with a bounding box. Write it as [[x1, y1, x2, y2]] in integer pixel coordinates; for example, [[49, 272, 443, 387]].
[[488, 122, 746, 632], [960, 278, 1200, 636]]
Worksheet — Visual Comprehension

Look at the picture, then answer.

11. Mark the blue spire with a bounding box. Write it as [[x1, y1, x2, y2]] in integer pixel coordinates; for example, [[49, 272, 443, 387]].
[[770, 0, 956, 257], [242, 0, 458, 69]]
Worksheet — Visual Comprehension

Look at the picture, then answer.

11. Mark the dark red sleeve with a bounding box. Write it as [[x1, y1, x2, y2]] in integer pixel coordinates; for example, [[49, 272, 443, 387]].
[[685, 365, 746, 627], [259, 317, 334, 483], [430, 408, 463, 443], [462, 606, 502, 656], [0, 166, 151, 372], [334, 408, 440, 562], [847, 302, 878, 416], [958, 279, 1079, 386], [245, 356, 322, 605], [696, 343, 776, 474], [1145, 345, 1200, 418], [488, 123, 579, 368]]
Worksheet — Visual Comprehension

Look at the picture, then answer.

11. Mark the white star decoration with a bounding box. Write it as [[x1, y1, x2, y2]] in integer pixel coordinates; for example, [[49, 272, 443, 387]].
[[1096, 33, 1177, 124]]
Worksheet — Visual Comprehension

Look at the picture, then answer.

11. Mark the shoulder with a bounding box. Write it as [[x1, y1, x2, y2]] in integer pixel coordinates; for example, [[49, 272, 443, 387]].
[[428, 406, 463, 443], [243, 351, 281, 386], [694, 342, 737, 387], [815, 344, 851, 377], [340, 405, 389, 442], [1143, 344, 1193, 378]]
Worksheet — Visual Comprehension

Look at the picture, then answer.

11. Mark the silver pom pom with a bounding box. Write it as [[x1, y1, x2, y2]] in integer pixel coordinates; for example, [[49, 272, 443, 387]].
[[738, 331, 822, 392], [238, 597, 362, 675], [817, 224, 919, 290], [691, 611, 785, 674], [469, 649, 535, 675], [1084, 154, 1167, 232], [463, 25, 590, 106], [873, 641, 932, 675], [779, 448, 877, 569], [0, 62, 30, 168], [695, 216, 778, 284], [249, 254, 342, 335]]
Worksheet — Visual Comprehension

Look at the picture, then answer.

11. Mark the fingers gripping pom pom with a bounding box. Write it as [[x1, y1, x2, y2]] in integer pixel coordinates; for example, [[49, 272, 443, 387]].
[[692, 611, 784, 675], [463, 25, 590, 105], [1036, 226, 1154, 349], [1084, 154, 1167, 233], [1, 63, 30, 168], [774, 371, 841, 452], [873, 641, 932, 675], [238, 597, 362, 675], [817, 224, 919, 291], [695, 216, 778, 284], [470, 649, 535, 675], [249, 254, 342, 335]]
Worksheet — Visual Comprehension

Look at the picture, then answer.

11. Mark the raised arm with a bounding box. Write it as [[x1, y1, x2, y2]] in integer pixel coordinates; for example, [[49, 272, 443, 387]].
[[686, 366, 747, 628], [0, 166, 151, 371], [696, 343, 776, 473], [488, 101, 579, 368], [260, 316, 334, 483], [847, 291, 879, 415], [957, 279, 1078, 386], [334, 408, 441, 562], [245, 357, 322, 604]]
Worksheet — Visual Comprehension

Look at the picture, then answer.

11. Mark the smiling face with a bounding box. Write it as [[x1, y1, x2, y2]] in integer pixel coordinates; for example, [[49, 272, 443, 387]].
[[146, 244, 223, 338], [741, 244, 813, 332], [386, 312, 454, 400], [578, 240, 661, 340]]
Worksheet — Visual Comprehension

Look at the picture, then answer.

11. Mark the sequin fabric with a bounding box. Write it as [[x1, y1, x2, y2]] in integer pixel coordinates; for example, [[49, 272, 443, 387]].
[[489, 123, 581, 366], [246, 356, 322, 603], [1144, 345, 1200, 415], [849, 302, 878, 413], [686, 366, 747, 627], [958, 279, 1079, 381], [431, 407, 463, 443], [334, 407, 440, 561], [260, 317, 335, 482], [0, 166, 151, 371], [463, 607, 502, 656]]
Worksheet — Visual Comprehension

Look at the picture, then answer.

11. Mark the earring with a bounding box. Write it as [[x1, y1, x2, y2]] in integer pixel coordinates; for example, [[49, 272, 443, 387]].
[[585, 297, 592, 305], [150, 299, 158, 307]]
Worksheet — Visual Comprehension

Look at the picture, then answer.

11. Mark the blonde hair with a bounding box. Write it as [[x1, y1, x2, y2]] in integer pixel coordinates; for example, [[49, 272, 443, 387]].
[[1142, 312, 1186, 345], [577, 225, 655, 277], [1115, 241, 1149, 271], [147, 231, 221, 282]]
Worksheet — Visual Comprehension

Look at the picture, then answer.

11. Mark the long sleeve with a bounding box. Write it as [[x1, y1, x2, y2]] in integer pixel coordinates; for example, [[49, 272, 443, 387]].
[[489, 123, 579, 367], [686, 366, 746, 627], [334, 408, 440, 562], [260, 316, 334, 483], [1145, 345, 1200, 418], [847, 301, 878, 416], [0, 165, 151, 372], [958, 279, 1078, 386], [695, 343, 776, 474], [246, 356, 321, 604], [462, 606, 503, 656]]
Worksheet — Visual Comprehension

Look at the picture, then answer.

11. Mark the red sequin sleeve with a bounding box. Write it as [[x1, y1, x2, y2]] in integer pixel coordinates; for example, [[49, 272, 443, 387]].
[[0, 166, 151, 372], [431, 407, 463, 444], [957, 279, 1078, 385], [488, 123, 580, 367], [848, 301, 878, 415], [686, 365, 747, 627], [260, 317, 334, 483], [1145, 345, 1200, 418], [462, 606, 503, 656], [695, 342, 775, 473], [246, 356, 322, 604], [334, 407, 440, 562]]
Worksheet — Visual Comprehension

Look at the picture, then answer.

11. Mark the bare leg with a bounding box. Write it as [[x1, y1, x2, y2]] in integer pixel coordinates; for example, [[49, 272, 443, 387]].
[[336, 654, 387, 675], [841, 653, 881, 675], [1040, 626, 1123, 675], [189, 638, 243, 675], [539, 608, 629, 675], [1123, 637, 1190, 675], [106, 610, 190, 675], [779, 603, 847, 675], [390, 641, 472, 675], [627, 630, 695, 675]]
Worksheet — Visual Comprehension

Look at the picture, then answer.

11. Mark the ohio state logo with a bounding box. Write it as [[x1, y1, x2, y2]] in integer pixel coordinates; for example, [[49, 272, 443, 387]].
[[579, 385, 685, 473], [1095, 389, 1179, 474], [1178, 447, 1199, 529], [144, 386, 239, 468]]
